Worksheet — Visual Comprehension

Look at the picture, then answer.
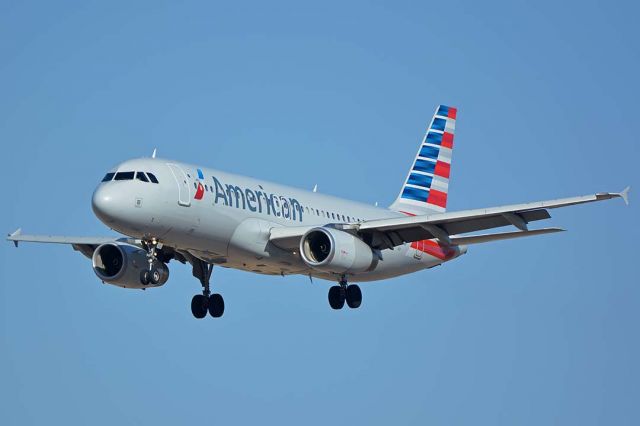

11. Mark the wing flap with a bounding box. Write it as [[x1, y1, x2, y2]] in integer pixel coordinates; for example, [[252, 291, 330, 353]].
[[449, 227, 565, 245]]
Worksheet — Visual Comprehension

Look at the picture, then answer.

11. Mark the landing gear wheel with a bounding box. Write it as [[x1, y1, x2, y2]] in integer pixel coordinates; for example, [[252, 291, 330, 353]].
[[328, 286, 346, 310], [208, 294, 225, 318], [190, 260, 224, 319], [140, 270, 150, 285], [346, 284, 362, 309], [191, 294, 209, 319], [149, 267, 162, 285]]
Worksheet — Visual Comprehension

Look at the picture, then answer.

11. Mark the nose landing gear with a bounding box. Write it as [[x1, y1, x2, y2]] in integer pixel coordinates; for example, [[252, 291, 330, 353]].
[[139, 239, 170, 286], [328, 277, 362, 310]]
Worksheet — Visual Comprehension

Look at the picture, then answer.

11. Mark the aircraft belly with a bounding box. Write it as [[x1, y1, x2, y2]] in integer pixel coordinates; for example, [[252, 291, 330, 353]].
[[226, 218, 309, 275], [216, 241, 452, 283]]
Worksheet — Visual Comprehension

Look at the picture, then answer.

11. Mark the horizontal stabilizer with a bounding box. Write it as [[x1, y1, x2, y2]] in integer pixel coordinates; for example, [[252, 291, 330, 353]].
[[450, 227, 565, 245]]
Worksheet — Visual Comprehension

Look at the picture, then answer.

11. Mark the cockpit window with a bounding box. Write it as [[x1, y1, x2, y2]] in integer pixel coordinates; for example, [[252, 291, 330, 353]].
[[102, 172, 115, 182], [147, 173, 159, 184], [114, 171, 135, 180], [135, 172, 149, 182]]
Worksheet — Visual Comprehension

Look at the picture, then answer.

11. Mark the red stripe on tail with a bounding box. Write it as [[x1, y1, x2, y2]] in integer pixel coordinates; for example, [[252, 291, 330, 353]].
[[427, 189, 447, 208], [434, 161, 450, 179], [442, 132, 454, 149]]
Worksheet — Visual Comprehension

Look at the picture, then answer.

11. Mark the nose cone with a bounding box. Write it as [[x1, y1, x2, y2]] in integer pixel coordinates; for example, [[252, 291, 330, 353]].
[[92, 184, 120, 224]]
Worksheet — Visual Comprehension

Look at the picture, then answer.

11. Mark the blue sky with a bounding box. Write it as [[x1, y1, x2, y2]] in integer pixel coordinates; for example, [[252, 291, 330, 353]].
[[1, 1, 638, 424]]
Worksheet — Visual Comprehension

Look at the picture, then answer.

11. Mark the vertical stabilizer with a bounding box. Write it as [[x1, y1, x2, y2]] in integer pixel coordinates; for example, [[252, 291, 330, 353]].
[[390, 105, 457, 215]]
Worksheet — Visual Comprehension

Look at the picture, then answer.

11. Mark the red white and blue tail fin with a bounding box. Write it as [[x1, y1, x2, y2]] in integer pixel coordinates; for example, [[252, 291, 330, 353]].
[[390, 105, 457, 215]]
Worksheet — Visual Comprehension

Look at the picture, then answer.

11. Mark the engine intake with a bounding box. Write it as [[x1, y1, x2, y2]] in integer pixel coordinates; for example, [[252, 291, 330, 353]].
[[300, 227, 377, 274], [92, 243, 169, 289]]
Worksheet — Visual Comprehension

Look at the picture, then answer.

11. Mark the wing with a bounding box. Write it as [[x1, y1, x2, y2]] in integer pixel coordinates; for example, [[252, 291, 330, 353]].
[[7, 228, 127, 258], [270, 187, 630, 250]]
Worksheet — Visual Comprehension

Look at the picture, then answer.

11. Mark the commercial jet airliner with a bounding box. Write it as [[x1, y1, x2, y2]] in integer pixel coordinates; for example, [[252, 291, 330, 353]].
[[7, 105, 630, 319]]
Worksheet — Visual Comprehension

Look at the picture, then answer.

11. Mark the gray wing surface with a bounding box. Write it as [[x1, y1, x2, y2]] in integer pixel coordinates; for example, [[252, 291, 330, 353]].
[[270, 188, 630, 250], [7, 228, 126, 259]]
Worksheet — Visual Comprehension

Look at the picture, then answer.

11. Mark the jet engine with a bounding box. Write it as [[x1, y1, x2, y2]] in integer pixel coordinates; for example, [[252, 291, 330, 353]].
[[299, 227, 378, 275], [92, 243, 169, 289]]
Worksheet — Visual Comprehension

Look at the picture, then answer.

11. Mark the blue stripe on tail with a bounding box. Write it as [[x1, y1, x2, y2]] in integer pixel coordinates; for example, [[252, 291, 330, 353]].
[[413, 159, 436, 174], [401, 186, 430, 202], [407, 173, 433, 188]]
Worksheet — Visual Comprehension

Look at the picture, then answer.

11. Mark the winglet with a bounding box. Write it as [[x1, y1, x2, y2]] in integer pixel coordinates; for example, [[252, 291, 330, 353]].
[[620, 186, 630, 206], [152, 148, 157, 159], [8, 228, 22, 247]]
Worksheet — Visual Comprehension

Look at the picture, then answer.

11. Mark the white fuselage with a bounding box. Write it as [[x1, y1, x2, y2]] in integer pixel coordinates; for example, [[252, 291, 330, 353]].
[[91, 157, 464, 283]]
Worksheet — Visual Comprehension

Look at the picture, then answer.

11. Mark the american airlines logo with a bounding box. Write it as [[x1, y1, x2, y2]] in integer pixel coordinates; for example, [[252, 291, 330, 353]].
[[210, 176, 304, 222]]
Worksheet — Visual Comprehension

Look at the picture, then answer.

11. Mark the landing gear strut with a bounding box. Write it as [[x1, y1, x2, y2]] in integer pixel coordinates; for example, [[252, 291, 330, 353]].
[[190, 259, 224, 319], [139, 239, 169, 286], [328, 276, 362, 310]]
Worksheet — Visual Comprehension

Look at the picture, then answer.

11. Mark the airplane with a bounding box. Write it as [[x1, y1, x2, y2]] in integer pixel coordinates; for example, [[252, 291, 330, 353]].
[[7, 105, 630, 319]]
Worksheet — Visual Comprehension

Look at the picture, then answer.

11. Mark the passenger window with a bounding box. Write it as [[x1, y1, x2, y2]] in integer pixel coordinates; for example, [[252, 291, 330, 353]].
[[135, 172, 149, 182], [331, 213, 335, 219], [102, 172, 115, 182], [114, 171, 135, 180], [147, 173, 159, 184], [342, 215, 345, 221]]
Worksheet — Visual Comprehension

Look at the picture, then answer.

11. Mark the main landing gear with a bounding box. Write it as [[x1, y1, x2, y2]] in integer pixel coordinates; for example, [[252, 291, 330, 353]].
[[190, 259, 224, 319], [328, 277, 362, 310]]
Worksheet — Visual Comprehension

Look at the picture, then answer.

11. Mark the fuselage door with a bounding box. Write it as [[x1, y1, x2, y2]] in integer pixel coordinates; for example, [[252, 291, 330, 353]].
[[167, 163, 192, 207]]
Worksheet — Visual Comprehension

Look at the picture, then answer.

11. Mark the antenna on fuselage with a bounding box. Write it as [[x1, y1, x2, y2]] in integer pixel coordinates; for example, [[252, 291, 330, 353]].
[[151, 148, 157, 159]]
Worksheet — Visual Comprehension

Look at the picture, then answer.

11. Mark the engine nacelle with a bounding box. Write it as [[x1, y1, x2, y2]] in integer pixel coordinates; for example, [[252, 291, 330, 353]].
[[300, 227, 377, 275], [92, 243, 169, 289]]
